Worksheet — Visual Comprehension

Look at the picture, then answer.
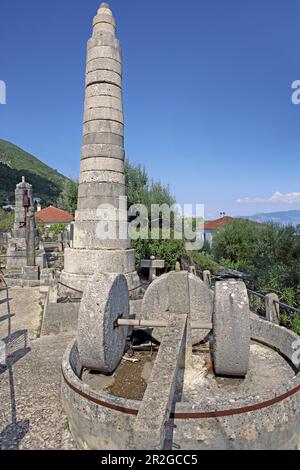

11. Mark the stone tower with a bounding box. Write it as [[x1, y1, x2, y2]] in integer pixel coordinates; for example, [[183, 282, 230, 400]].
[[12, 176, 34, 243], [61, 3, 139, 292]]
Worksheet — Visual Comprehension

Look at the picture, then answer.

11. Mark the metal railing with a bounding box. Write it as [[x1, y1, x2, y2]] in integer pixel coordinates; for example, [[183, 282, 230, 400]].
[[195, 268, 300, 320]]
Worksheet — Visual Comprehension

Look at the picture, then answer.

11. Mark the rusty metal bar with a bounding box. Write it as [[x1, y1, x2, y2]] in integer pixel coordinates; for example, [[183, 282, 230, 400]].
[[116, 318, 213, 330]]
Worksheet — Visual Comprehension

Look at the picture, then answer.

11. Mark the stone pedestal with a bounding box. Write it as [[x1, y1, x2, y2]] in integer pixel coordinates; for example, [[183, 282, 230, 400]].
[[6, 178, 47, 271], [22, 266, 40, 281], [141, 256, 165, 282]]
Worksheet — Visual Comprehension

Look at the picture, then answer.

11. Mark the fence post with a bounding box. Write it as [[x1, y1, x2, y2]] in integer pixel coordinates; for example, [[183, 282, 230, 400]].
[[265, 293, 280, 324], [188, 266, 196, 275], [203, 270, 212, 288]]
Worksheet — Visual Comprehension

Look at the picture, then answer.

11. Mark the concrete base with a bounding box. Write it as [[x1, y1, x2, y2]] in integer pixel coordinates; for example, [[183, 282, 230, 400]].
[[22, 266, 40, 281], [60, 268, 140, 296], [61, 247, 140, 296], [5, 277, 41, 288], [6, 249, 47, 270], [63, 247, 136, 274], [61, 317, 300, 450], [39, 268, 55, 294]]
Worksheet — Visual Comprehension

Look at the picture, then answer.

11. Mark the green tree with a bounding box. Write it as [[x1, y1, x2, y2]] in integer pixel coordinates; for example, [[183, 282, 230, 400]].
[[49, 223, 68, 234], [57, 178, 78, 215], [125, 161, 175, 209], [0, 209, 14, 231], [212, 220, 300, 333], [125, 161, 184, 272], [187, 250, 219, 275], [212, 219, 258, 272]]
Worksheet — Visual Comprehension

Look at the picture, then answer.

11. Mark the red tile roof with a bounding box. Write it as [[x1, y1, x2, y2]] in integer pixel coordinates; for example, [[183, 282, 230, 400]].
[[204, 216, 234, 231], [35, 206, 74, 224]]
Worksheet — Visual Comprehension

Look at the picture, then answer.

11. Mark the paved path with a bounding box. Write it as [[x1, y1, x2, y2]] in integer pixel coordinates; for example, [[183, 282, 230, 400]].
[[0, 286, 77, 450]]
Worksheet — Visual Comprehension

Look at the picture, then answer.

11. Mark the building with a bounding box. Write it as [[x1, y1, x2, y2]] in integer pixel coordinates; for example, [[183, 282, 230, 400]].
[[204, 216, 234, 246], [35, 205, 74, 230]]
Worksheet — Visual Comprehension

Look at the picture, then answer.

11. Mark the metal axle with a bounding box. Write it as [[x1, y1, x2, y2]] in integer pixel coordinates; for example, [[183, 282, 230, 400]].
[[115, 318, 213, 330]]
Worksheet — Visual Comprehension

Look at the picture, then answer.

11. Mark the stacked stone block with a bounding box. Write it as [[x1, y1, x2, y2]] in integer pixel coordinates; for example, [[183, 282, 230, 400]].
[[12, 177, 34, 245], [6, 177, 47, 271], [61, 3, 139, 291]]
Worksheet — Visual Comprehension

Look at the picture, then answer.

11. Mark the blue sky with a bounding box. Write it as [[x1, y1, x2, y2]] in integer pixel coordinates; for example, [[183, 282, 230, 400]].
[[0, 0, 300, 219]]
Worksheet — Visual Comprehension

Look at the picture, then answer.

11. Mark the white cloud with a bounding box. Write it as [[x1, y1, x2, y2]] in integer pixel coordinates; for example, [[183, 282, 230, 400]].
[[236, 192, 300, 204]]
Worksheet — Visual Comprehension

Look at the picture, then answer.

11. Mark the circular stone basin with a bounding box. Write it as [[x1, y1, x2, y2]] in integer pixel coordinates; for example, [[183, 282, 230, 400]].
[[61, 316, 300, 450]]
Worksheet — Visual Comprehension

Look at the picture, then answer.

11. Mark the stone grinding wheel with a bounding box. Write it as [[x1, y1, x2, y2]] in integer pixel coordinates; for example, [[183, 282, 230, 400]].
[[140, 272, 213, 345], [77, 272, 129, 373], [212, 280, 250, 377]]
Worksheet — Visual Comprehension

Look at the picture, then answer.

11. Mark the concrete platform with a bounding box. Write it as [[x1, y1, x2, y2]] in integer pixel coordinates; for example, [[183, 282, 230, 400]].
[[61, 316, 300, 450], [0, 286, 77, 449]]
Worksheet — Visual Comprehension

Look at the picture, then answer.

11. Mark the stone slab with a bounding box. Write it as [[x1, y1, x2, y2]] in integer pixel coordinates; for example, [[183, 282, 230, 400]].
[[78, 181, 126, 199], [86, 58, 122, 75], [75, 207, 127, 221], [22, 266, 39, 281], [167, 272, 190, 315], [86, 71, 122, 89], [79, 170, 125, 185], [82, 133, 124, 147], [64, 248, 136, 274], [42, 301, 80, 336], [93, 22, 116, 36], [85, 83, 122, 100], [87, 36, 119, 49], [81, 143, 125, 160], [73, 220, 130, 250], [85, 95, 122, 111], [141, 259, 165, 269], [140, 272, 213, 345], [80, 156, 124, 172], [80, 170, 125, 184], [93, 13, 116, 28], [133, 315, 187, 450], [84, 107, 123, 125], [83, 119, 124, 136], [77, 195, 126, 210], [60, 270, 140, 296]]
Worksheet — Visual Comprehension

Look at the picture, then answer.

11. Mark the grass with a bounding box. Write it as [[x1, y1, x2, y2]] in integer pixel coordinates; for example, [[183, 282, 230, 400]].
[[37, 301, 45, 339], [64, 419, 70, 433], [0, 139, 69, 206]]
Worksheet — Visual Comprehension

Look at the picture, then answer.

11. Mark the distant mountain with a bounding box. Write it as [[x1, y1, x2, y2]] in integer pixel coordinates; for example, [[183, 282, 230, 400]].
[[0, 139, 69, 206], [246, 210, 300, 226]]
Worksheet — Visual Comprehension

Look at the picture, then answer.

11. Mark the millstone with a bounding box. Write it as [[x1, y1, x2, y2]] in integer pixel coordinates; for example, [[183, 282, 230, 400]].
[[77, 272, 251, 378], [212, 280, 250, 377], [140, 271, 213, 345], [77, 272, 129, 373]]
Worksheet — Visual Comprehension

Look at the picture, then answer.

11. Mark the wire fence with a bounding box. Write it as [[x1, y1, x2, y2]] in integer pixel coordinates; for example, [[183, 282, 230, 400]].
[[195, 268, 300, 319], [1, 252, 299, 323]]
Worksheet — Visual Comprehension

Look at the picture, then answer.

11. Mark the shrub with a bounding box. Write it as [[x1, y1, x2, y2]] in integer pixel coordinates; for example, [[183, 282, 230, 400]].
[[212, 220, 300, 333]]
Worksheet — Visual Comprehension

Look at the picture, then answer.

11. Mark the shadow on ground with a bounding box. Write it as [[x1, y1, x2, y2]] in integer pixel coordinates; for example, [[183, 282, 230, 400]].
[[0, 420, 30, 450], [0, 287, 31, 449]]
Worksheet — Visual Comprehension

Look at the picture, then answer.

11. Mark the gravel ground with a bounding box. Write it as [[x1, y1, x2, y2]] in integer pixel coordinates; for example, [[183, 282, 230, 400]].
[[0, 286, 77, 450]]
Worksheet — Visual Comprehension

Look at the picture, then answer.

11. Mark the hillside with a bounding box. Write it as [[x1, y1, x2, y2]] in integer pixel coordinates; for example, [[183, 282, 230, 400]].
[[0, 139, 68, 206], [246, 210, 300, 226]]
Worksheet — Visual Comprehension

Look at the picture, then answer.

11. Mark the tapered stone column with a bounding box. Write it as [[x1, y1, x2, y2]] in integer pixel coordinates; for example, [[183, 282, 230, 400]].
[[61, 3, 139, 292], [13, 176, 33, 245]]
